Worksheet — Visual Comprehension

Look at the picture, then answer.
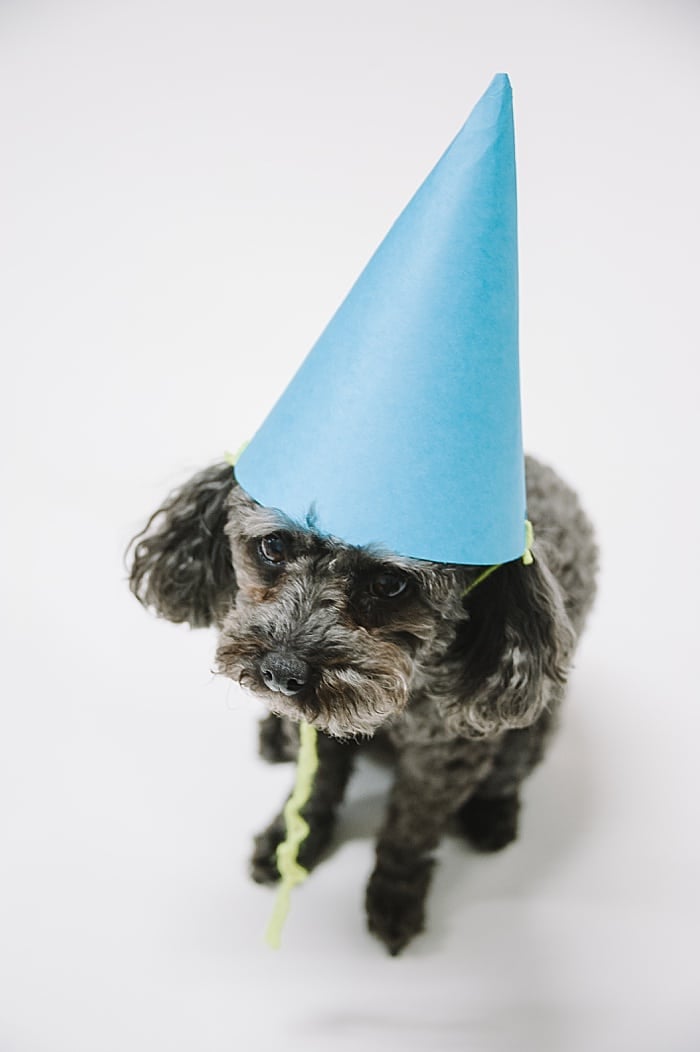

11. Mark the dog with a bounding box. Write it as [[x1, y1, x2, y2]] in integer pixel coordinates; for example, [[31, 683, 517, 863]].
[[128, 454, 597, 954]]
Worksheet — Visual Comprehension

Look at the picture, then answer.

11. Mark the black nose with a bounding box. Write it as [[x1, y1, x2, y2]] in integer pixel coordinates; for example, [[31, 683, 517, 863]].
[[259, 652, 311, 696]]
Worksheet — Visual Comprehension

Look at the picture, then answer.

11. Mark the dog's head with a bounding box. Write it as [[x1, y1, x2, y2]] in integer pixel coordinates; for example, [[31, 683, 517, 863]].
[[214, 485, 471, 737], [128, 462, 574, 739]]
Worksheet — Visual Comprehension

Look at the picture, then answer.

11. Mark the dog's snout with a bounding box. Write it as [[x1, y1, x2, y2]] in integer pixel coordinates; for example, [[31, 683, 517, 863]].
[[259, 652, 311, 696]]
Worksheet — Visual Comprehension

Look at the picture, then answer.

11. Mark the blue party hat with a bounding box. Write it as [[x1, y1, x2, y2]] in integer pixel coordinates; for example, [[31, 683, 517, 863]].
[[236, 74, 526, 565]]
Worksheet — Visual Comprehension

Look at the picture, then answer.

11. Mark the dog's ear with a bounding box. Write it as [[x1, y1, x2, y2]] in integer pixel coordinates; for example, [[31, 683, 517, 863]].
[[127, 462, 237, 628], [439, 551, 575, 738]]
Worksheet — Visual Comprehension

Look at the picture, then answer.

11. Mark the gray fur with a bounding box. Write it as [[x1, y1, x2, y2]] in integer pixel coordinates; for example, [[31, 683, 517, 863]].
[[127, 455, 598, 954]]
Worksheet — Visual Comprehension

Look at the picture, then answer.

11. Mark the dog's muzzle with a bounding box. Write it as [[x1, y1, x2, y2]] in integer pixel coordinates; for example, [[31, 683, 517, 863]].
[[258, 651, 311, 697]]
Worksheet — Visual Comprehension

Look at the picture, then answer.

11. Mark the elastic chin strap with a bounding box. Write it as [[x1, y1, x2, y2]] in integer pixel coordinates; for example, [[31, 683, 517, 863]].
[[522, 519, 535, 565], [265, 721, 319, 949], [462, 519, 535, 599], [224, 442, 249, 469]]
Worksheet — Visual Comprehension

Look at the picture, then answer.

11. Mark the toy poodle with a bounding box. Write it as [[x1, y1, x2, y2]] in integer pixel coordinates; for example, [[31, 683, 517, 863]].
[[128, 454, 597, 954]]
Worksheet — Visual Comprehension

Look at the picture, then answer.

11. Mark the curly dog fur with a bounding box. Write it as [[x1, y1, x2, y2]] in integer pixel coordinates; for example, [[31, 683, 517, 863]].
[[128, 456, 597, 954]]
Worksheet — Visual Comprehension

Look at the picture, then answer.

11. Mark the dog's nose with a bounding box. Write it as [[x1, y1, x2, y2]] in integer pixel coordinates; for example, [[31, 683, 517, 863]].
[[259, 652, 311, 696]]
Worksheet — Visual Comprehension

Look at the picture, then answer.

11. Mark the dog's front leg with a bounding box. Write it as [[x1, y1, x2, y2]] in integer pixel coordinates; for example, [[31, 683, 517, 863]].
[[366, 740, 496, 955], [250, 731, 357, 884]]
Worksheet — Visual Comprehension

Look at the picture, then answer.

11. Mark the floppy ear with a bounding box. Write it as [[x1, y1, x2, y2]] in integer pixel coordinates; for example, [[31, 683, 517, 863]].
[[127, 462, 237, 628], [438, 551, 575, 739]]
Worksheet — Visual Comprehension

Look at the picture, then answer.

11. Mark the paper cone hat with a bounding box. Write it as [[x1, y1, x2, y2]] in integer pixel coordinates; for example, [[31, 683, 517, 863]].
[[236, 74, 526, 565]]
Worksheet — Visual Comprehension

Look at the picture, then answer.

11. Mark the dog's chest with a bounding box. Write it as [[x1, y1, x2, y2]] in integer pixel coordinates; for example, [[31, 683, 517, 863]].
[[385, 688, 457, 746]]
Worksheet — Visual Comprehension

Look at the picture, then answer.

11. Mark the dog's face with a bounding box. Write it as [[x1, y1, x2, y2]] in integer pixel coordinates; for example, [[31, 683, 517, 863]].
[[215, 489, 470, 737], [128, 463, 574, 742]]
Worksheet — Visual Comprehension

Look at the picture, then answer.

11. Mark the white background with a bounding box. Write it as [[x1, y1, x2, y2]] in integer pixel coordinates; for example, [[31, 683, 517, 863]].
[[2, 1, 699, 1049]]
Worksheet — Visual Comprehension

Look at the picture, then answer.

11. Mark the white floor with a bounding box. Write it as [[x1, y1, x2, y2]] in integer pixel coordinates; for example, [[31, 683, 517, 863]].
[[2, 2, 699, 1050]]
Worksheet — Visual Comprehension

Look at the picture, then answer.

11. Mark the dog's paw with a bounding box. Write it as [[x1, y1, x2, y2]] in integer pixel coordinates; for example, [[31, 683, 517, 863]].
[[365, 856, 433, 956], [456, 793, 520, 853], [250, 811, 336, 885], [250, 817, 285, 885]]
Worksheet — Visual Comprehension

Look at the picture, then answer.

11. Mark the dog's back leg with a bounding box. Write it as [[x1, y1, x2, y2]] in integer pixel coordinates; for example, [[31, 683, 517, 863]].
[[456, 698, 560, 852]]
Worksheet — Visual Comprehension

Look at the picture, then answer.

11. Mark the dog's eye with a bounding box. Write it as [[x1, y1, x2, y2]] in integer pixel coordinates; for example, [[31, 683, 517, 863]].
[[369, 571, 408, 600], [258, 534, 287, 565]]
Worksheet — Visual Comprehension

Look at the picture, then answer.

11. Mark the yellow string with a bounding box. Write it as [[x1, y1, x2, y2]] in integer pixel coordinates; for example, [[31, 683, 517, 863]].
[[462, 562, 500, 597], [523, 519, 534, 565], [224, 441, 249, 468], [462, 520, 535, 599], [265, 721, 319, 949]]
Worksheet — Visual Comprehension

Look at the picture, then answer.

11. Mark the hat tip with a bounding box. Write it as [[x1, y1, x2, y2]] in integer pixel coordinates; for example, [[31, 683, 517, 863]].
[[489, 72, 512, 94]]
